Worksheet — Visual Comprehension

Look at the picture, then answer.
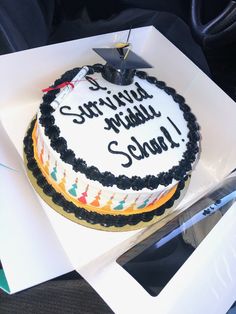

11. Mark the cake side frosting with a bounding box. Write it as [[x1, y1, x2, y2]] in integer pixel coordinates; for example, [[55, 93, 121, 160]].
[[24, 117, 188, 229], [34, 120, 179, 215], [34, 65, 200, 215]]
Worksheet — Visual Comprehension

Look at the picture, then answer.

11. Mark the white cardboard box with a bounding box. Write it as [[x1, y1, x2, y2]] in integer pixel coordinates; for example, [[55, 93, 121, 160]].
[[0, 26, 236, 313]]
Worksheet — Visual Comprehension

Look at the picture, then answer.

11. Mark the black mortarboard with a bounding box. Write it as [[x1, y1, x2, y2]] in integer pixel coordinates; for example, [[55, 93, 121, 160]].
[[93, 47, 152, 85]]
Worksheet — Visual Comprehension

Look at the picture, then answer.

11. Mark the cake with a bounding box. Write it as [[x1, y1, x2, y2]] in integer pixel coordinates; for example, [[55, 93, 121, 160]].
[[24, 47, 200, 231]]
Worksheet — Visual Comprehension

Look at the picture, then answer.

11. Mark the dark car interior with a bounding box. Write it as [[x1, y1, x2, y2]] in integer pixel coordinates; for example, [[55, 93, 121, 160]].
[[0, 0, 236, 100], [1, 1, 236, 313]]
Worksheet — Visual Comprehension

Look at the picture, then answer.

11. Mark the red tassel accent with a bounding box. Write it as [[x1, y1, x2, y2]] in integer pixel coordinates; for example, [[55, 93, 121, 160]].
[[42, 81, 75, 93]]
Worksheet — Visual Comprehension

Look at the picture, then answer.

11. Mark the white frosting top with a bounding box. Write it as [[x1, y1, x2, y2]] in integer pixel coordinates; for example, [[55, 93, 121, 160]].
[[51, 74, 188, 178]]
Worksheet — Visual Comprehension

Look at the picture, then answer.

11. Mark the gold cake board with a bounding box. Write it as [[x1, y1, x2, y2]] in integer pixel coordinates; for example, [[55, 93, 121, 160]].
[[24, 150, 190, 232]]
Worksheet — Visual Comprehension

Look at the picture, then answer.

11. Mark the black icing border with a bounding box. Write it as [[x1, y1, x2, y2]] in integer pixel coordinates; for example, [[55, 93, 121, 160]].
[[39, 64, 200, 191], [24, 118, 188, 228]]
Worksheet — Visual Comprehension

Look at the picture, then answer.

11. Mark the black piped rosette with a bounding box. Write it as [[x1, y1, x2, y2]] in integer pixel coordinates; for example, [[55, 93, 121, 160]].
[[38, 64, 200, 192], [24, 118, 187, 228]]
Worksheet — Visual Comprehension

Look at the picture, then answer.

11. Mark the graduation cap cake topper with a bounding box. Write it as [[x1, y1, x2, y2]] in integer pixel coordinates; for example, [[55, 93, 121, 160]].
[[93, 29, 152, 85]]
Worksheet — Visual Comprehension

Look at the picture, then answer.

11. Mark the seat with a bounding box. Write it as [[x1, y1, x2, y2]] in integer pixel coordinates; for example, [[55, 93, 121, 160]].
[[190, 0, 236, 99], [0, 0, 210, 76], [0, 0, 56, 53]]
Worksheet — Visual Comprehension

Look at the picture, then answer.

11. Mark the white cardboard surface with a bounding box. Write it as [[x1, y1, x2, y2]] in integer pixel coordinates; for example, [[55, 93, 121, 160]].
[[0, 122, 73, 293], [0, 26, 159, 294], [81, 203, 236, 314], [0, 26, 236, 313]]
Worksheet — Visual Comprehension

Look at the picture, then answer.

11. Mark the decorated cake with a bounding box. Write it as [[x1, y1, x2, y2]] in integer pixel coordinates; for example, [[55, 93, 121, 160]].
[[24, 45, 200, 231]]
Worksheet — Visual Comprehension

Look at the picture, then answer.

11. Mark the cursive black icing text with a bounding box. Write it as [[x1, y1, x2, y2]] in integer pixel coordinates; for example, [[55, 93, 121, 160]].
[[59, 79, 154, 128], [104, 104, 161, 134], [108, 126, 180, 168]]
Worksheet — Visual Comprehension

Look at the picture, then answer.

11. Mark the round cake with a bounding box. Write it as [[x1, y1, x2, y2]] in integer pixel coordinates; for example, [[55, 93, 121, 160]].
[[24, 62, 200, 231]]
